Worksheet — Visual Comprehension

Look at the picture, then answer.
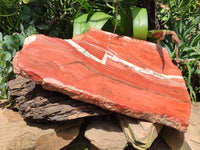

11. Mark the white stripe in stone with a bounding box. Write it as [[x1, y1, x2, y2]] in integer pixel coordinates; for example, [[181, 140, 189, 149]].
[[65, 39, 183, 80], [65, 39, 102, 64]]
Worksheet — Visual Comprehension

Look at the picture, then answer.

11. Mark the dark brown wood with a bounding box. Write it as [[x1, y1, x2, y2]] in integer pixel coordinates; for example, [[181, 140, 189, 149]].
[[141, 0, 160, 30], [9, 76, 109, 122]]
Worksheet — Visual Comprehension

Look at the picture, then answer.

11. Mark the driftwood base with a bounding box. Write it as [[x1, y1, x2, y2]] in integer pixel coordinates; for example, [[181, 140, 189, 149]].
[[8, 75, 109, 122]]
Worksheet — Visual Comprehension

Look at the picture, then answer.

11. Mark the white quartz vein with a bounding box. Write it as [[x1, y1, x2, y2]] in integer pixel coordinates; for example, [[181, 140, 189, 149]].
[[65, 39, 183, 80]]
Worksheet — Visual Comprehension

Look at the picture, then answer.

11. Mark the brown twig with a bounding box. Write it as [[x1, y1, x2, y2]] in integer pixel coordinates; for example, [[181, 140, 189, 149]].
[[154, 0, 169, 11], [113, 2, 118, 34], [175, 58, 196, 64], [154, 30, 195, 64], [165, 31, 180, 63]]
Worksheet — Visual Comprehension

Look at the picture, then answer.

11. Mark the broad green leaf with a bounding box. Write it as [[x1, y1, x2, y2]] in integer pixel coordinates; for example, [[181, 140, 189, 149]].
[[0, 52, 6, 62], [0, 51, 11, 61], [119, 1, 133, 36], [131, 7, 148, 40], [3, 35, 17, 50], [13, 33, 25, 46], [3, 35, 12, 42], [4, 51, 11, 61], [11, 34, 21, 48], [2, 35, 17, 57], [73, 14, 88, 36], [86, 12, 112, 32], [6, 64, 13, 74]]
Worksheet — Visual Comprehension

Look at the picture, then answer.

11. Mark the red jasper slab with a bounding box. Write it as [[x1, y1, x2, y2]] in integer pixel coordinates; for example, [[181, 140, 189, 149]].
[[13, 27, 191, 132]]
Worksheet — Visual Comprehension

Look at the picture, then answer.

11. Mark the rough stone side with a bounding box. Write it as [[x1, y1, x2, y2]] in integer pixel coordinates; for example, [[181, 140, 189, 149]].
[[85, 118, 127, 150], [0, 108, 82, 150], [118, 115, 163, 149]]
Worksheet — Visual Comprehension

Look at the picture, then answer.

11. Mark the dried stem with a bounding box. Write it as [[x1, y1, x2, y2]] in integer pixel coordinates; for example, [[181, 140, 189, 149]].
[[113, 2, 118, 33]]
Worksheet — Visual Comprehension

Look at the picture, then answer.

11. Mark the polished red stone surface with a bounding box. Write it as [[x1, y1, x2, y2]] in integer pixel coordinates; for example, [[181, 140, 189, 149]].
[[13, 27, 191, 132]]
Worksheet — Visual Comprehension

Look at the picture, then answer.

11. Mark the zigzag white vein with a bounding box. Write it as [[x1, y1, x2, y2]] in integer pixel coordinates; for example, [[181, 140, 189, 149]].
[[65, 39, 183, 79]]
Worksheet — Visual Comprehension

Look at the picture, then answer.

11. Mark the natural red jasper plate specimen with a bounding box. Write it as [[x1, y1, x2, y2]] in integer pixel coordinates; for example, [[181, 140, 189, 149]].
[[13, 27, 191, 132]]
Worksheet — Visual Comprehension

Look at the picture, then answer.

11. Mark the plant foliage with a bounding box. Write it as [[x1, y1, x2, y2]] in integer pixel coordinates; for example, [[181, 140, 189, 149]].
[[0, 25, 37, 100], [157, 0, 200, 101], [73, 12, 112, 36]]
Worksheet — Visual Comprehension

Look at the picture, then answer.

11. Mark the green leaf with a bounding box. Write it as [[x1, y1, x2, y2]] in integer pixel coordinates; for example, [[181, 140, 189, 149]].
[[131, 7, 148, 40], [86, 12, 112, 32], [196, 69, 200, 75], [12, 34, 21, 47], [2, 35, 17, 57], [0, 0, 19, 9], [4, 51, 11, 61], [23, 0, 38, 4], [0, 76, 3, 83], [0, 51, 11, 63], [183, 23, 196, 39], [36, 25, 49, 30], [1, 42, 8, 51], [3, 35, 17, 50], [25, 26, 37, 37], [20, 24, 24, 34], [190, 34, 200, 46], [20, 5, 31, 21], [119, 1, 133, 36], [6, 63, 13, 74], [73, 14, 88, 36], [75, 0, 94, 14], [0, 52, 6, 62], [14, 33, 25, 46], [0, 32, 2, 41]]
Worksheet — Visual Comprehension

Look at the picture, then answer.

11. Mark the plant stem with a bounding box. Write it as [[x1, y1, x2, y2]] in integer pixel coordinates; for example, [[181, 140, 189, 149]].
[[113, 2, 118, 33]]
